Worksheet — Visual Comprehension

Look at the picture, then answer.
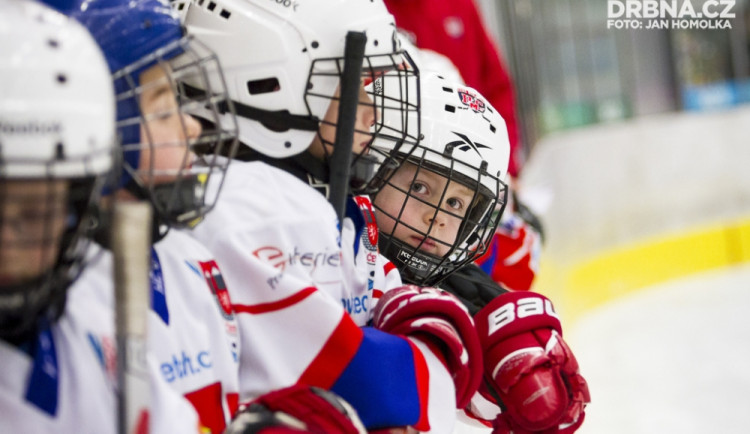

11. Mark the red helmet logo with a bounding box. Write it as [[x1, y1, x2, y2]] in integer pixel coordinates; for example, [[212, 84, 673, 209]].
[[458, 90, 486, 113]]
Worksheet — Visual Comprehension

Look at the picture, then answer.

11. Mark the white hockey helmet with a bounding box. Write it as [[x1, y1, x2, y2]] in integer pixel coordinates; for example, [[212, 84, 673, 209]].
[[0, 0, 116, 339], [178, 0, 419, 162], [370, 72, 510, 286]]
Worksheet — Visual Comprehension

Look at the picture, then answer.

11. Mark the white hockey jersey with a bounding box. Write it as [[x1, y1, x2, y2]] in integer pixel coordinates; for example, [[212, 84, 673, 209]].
[[86, 230, 241, 433], [192, 160, 457, 432], [0, 248, 200, 434]]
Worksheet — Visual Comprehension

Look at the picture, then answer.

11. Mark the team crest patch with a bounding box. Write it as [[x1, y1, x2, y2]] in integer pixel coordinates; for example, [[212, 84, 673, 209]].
[[198, 260, 234, 319], [458, 89, 486, 113], [354, 196, 378, 247]]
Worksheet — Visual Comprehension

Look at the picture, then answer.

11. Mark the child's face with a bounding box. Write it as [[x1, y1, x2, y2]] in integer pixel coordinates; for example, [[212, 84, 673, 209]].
[[309, 80, 376, 159], [137, 64, 202, 185], [0, 180, 68, 286], [374, 162, 475, 257]]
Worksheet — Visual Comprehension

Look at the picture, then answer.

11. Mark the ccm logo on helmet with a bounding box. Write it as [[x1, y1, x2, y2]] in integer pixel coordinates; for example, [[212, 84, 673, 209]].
[[486, 296, 559, 335], [457, 90, 486, 113]]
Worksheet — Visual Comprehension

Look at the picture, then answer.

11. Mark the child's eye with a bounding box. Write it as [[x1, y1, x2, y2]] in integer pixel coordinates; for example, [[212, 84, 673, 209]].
[[410, 182, 427, 195], [445, 197, 463, 211]]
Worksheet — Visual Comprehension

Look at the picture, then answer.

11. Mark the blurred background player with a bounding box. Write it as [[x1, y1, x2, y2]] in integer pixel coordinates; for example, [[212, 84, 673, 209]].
[[369, 72, 590, 433], [179, 0, 483, 431], [0, 1, 121, 429], [383, 0, 545, 293], [44, 0, 243, 431]]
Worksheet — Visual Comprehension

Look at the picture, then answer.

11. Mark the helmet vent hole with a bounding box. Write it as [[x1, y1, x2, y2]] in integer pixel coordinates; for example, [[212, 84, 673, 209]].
[[284, 141, 292, 148], [442, 86, 453, 93], [311, 41, 319, 49], [207, 2, 217, 11], [444, 104, 455, 113], [55, 143, 65, 160], [56, 73, 67, 84], [48, 39, 59, 49], [220, 9, 231, 19], [490, 124, 496, 133], [373, 39, 379, 46], [246, 77, 280, 95]]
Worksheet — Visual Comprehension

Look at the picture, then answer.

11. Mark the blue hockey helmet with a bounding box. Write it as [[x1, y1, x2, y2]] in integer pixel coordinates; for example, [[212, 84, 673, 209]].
[[44, 0, 239, 228]]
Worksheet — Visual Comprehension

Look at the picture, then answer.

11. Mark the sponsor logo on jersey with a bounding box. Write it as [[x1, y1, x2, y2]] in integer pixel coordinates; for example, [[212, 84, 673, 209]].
[[198, 260, 234, 320], [253, 246, 287, 271], [252, 245, 342, 272], [160, 350, 212, 383], [457, 89, 486, 113], [342, 294, 369, 315]]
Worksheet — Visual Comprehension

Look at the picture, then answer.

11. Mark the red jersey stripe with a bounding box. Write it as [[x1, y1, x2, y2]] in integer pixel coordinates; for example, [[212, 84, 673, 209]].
[[407, 339, 432, 432], [298, 312, 364, 389], [232, 287, 316, 314]]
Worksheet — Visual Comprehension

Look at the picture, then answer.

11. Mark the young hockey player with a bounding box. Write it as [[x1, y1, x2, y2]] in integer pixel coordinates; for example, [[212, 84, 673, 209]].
[[45, 0, 245, 431], [370, 72, 590, 433], [0, 1, 199, 431], [179, 0, 483, 431], [0, 2, 120, 428]]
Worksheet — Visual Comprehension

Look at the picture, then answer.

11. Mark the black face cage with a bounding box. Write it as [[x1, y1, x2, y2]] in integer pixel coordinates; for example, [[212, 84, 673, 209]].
[[116, 36, 238, 228], [0, 154, 114, 341], [305, 50, 420, 193], [373, 146, 508, 287]]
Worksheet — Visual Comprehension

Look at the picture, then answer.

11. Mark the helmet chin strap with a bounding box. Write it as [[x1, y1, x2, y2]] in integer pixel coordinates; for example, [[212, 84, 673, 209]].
[[178, 81, 320, 133]]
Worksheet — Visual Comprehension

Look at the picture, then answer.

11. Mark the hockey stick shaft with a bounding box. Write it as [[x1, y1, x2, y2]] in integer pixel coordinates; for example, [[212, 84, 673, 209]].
[[112, 201, 152, 434], [328, 31, 367, 227]]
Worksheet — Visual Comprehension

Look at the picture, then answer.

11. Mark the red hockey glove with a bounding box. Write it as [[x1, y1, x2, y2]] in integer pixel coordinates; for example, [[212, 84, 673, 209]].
[[474, 292, 590, 433], [225, 384, 366, 434], [371, 285, 484, 408]]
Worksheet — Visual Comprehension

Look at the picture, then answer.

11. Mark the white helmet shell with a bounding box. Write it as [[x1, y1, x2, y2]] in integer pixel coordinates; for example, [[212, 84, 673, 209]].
[[374, 71, 510, 195], [181, 0, 403, 158], [0, 0, 115, 178]]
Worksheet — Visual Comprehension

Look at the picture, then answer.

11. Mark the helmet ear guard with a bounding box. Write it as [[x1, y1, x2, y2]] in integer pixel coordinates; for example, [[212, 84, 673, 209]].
[[371, 73, 510, 286]]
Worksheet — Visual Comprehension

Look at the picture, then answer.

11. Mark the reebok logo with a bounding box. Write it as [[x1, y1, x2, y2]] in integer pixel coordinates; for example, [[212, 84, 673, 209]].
[[446, 131, 491, 155], [0, 120, 61, 135]]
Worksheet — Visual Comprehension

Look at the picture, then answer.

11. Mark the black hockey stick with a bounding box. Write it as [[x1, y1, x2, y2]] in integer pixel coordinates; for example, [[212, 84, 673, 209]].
[[328, 31, 367, 227]]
